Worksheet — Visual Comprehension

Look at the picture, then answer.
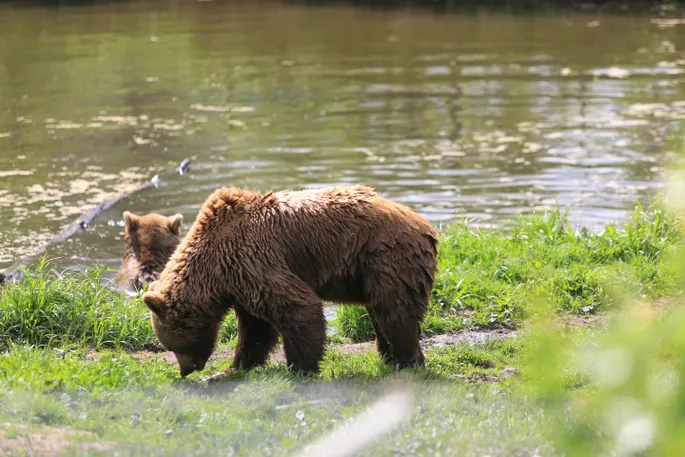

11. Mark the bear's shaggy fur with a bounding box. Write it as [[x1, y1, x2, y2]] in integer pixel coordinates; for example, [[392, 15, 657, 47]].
[[115, 211, 184, 292], [142, 186, 438, 377]]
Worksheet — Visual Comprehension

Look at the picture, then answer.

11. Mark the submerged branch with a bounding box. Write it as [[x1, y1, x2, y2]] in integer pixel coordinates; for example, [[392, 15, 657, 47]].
[[0, 158, 192, 284]]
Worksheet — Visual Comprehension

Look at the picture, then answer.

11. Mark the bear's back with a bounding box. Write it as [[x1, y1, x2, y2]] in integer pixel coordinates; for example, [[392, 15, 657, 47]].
[[263, 186, 436, 293]]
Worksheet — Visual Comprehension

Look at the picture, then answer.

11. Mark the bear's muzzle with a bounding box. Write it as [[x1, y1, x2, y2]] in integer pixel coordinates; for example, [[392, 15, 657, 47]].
[[175, 353, 208, 377]]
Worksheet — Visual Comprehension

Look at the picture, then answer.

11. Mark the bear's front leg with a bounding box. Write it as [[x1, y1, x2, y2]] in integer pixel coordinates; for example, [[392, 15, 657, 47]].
[[231, 305, 279, 370], [367, 311, 393, 363], [260, 275, 327, 375], [203, 305, 279, 384], [280, 307, 326, 374]]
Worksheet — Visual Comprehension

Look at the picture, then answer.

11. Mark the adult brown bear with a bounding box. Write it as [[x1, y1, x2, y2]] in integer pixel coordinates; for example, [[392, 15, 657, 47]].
[[142, 186, 438, 378], [115, 211, 183, 292]]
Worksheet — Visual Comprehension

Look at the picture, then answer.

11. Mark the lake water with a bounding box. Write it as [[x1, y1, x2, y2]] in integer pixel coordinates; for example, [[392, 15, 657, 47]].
[[1, 1, 684, 275]]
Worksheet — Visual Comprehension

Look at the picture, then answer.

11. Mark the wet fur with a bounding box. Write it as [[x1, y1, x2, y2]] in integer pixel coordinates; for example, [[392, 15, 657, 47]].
[[143, 186, 438, 376]]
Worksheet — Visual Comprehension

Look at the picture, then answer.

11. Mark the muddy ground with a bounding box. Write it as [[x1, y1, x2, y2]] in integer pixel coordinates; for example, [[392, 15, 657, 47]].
[[131, 327, 519, 372], [128, 304, 656, 383]]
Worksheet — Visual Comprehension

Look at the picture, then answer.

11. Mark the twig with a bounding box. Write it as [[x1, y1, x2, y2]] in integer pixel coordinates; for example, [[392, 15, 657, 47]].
[[0, 158, 192, 284]]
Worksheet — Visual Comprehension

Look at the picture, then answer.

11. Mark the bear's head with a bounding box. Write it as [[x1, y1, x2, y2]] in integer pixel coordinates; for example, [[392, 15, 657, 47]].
[[115, 211, 184, 292], [142, 282, 221, 377]]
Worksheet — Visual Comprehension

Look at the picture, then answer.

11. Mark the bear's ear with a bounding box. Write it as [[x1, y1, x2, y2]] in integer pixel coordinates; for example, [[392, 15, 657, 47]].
[[143, 291, 168, 318], [167, 214, 183, 235], [123, 211, 138, 231]]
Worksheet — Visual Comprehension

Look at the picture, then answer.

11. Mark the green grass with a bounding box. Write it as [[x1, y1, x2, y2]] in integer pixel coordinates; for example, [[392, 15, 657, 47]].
[[335, 201, 683, 342], [0, 338, 525, 388], [0, 322, 615, 457], [0, 200, 683, 456], [0, 340, 544, 457], [2, 305, 683, 457], [0, 201, 681, 351], [0, 259, 238, 352], [0, 260, 154, 351], [0, 376, 549, 457], [520, 288, 685, 457]]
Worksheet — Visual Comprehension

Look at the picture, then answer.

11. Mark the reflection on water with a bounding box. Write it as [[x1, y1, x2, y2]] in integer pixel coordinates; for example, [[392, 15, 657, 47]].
[[0, 1, 684, 272]]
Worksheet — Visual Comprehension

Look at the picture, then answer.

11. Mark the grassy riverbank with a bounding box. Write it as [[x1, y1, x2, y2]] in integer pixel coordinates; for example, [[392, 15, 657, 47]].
[[1, 203, 681, 351], [336, 202, 683, 341], [0, 201, 683, 456]]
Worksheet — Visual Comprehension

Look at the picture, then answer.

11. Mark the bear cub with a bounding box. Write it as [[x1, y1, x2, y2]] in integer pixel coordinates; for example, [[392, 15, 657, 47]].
[[115, 211, 183, 292]]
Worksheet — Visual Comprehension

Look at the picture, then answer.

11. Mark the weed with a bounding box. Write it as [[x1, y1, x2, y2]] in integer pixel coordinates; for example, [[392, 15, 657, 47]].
[[0, 260, 237, 351]]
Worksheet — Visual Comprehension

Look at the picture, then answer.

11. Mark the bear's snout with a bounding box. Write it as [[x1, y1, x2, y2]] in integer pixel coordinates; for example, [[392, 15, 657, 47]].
[[175, 353, 208, 377]]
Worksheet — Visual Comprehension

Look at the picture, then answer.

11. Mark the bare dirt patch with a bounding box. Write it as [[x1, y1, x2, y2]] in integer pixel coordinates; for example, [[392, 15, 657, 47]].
[[127, 298, 678, 371], [556, 313, 609, 328], [132, 327, 518, 368], [552, 297, 674, 329], [420, 328, 517, 350], [449, 366, 520, 383], [0, 423, 115, 457]]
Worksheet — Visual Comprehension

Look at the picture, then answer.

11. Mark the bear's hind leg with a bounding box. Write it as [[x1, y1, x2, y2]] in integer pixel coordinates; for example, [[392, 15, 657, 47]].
[[372, 308, 424, 369], [364, 266, 428, 369], [367, 309, 393, 363], [362, 228, 435, 369], [231, 305, 279, 371]]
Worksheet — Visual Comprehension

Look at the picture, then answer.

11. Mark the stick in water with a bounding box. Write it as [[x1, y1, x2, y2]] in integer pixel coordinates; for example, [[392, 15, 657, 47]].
[[0, 158, 192, 283], [292, 390, 414, 457]]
